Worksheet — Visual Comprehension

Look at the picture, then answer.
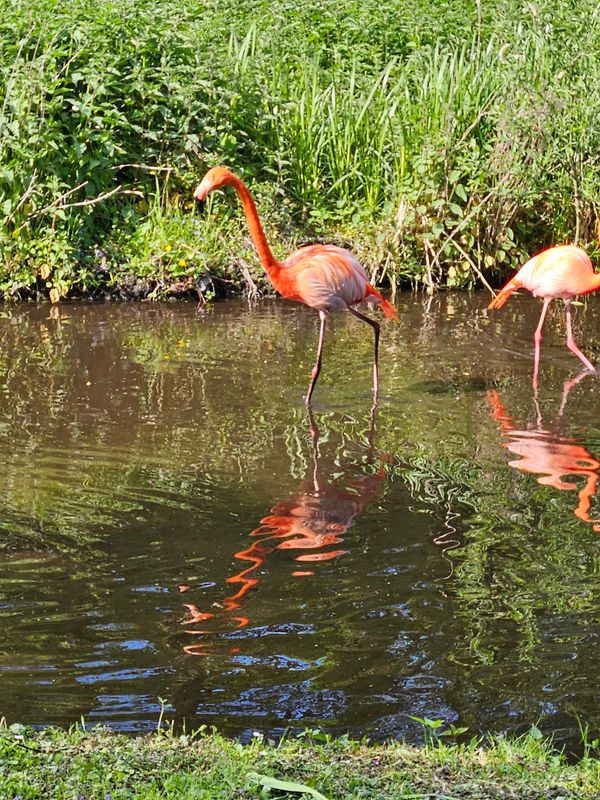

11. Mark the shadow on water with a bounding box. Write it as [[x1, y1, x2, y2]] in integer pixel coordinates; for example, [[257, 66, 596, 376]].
[[0, 296, 600, 748]]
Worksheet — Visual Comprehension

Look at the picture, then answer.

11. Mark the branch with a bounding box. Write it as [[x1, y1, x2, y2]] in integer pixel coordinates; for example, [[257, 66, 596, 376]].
[[111, 163, 174, 173], [27, 184, 143, 220], [237, 257, 261, 301], [448, 238, 495, 294], [7, 169, 38, 225], [429, 171, 515, 296]]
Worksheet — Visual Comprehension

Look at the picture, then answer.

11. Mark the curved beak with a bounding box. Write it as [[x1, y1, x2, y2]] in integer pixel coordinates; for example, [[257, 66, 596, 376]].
[[193, 177, 212, 202]]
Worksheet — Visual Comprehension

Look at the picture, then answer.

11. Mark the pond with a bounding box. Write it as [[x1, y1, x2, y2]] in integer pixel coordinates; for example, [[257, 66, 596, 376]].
[[1, 294, 600, 748]]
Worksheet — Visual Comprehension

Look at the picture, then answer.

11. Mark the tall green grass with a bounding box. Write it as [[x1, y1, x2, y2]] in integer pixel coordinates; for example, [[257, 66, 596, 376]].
[[1, 0, 600, 299]]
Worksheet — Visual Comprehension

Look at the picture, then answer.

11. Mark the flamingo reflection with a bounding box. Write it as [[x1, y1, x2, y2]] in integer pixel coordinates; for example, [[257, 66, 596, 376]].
[[182, 408, 388, 656], [487, 373, 600, 533]]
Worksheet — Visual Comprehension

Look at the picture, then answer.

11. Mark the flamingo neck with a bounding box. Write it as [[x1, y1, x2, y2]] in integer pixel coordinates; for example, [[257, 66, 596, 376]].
[[226, 174, 281, 282]]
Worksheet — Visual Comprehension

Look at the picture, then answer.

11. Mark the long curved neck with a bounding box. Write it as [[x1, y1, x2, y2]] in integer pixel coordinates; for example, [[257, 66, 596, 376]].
[[226, 174, 281, 282]]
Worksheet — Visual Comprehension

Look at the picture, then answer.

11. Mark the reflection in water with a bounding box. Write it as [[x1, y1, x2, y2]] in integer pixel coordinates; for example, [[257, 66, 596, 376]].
[[182, 408, 388, 656], [488, 374, 600, 533], [432, 506, 461, 581]]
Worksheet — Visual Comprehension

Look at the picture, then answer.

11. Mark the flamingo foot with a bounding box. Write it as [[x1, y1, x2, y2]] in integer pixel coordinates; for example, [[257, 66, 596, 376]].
[[567, 340, 596, 372]]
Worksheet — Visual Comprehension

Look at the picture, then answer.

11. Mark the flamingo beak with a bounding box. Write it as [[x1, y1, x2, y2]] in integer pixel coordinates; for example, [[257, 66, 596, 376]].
[[193, 177, 213, 202]]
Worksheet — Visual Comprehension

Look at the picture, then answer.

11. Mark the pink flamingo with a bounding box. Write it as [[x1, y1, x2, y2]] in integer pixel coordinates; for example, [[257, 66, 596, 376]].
[[488, 244, 600, 386], [193, 167, 398, 403]]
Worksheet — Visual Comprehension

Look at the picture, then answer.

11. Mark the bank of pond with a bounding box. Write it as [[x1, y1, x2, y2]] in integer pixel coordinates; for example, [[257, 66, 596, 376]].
[[2, 723, 600, 799]]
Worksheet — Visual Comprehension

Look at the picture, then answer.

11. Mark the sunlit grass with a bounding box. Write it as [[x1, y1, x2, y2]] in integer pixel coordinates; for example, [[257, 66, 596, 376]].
[[1, 722, 599, 799]]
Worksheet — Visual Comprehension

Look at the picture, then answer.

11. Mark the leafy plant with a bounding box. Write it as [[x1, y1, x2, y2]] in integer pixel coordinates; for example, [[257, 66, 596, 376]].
[[409, 716, 469, 748], [1, 0, 600, 297]]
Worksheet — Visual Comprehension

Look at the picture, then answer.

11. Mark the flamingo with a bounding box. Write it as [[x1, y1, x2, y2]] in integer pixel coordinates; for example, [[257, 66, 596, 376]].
[[193, 166, 398, 403], [488, 244, 600, 386]]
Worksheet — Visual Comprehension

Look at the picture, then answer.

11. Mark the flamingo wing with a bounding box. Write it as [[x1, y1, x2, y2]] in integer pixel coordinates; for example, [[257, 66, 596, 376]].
[[278, 245, 375, 311], [519, 246, 594, 298]]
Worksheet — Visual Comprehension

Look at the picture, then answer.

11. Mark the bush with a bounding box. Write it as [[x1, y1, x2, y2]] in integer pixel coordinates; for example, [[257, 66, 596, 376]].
[[1, 0, 599, 299]]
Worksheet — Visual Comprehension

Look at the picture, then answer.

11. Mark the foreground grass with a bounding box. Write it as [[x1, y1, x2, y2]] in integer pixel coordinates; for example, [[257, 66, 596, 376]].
[[2, 724, 600, 799]]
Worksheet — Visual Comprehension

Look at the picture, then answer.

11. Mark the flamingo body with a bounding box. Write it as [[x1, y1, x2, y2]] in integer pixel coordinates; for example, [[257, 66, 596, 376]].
[[490, 245, 599, 307], [194, 166, 397, 403], [488, 244, 600, 383], [278, 244, 393, 314]]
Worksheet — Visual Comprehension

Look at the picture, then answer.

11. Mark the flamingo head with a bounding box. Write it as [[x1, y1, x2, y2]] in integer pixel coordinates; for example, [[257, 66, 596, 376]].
[[193, 166, 235, 201]]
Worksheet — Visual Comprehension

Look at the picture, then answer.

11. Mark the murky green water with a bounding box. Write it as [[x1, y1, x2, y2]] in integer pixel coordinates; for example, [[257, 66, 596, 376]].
[[1, 295, 600, 746]]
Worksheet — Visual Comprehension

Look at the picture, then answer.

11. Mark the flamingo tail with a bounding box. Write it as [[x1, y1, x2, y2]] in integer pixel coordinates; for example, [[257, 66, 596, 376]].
[[379, 298, 400, 321], [488, 278, 521, 310]]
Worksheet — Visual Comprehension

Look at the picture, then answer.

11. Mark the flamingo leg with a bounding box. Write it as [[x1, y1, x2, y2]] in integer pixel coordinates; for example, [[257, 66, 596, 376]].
[[306, 310, 327, 405], [564, 300, 596, 372], [347, 306, 381, 396], [533, 298, 551, 389]]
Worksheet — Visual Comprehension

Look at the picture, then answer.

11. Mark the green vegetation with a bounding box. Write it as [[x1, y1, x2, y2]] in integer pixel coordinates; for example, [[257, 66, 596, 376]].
[[1, 0, 600, 300], [2, 722, 600, 799]]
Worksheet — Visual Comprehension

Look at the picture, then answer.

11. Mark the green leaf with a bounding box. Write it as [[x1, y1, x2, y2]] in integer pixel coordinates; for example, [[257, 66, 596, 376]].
[[248, 772, 330, 799], [530, 725, 543, 740], [454, 184, 467, 202]]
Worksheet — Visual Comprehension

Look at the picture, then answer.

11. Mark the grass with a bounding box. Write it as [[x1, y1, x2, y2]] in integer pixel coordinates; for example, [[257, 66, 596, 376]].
[[1, 0, 600, 300], [1, 721, 600, 799]]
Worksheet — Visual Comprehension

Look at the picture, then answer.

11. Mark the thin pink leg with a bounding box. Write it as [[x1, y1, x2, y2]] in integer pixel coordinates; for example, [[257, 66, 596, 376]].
[[348, 306, 381, 396], [306, 310, 327, 405], [565, 300, 596, 372], [533, 298, 551, 389], [532, 382, 542, 429]]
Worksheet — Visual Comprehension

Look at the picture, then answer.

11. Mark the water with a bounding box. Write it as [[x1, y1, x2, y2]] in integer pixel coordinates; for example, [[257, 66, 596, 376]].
[[1, 295, 599, 747]]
